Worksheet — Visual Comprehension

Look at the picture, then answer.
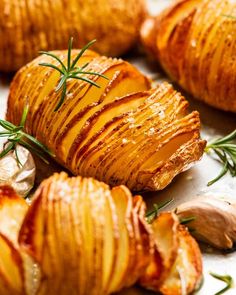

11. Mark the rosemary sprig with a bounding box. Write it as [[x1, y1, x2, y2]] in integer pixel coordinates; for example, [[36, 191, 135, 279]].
[[39, 37, 108, 111], [205, 130, 236, 186], [0, 105, 54, 165], [146, 199, 173, 224], [210, 272, 233, 295]]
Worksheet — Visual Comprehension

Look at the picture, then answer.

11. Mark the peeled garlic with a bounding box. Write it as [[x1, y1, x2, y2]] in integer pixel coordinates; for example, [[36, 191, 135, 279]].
[[0, 145, 35, 197], [175, 196, 236, 249]]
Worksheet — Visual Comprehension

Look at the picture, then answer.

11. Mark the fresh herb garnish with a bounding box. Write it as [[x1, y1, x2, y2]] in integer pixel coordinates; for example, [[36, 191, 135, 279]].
[[39, 37, 108, 111], [179, 216, 196, 225], [205, 130, 236, 186], [0, 105, 54, 165], [146, 198, 173, 224], [222, 14, 236, 20], [210, 272, 233, 295]]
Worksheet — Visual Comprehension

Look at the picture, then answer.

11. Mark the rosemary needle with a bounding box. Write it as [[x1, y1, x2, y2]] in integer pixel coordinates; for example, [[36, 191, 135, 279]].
[[205, 129, 236, 186], [39, 37, 109, 111], [146, 198, 173, 224], [0, 105, 54, 166], [210, 272, 233, 295], [179, 216, 196, 225]]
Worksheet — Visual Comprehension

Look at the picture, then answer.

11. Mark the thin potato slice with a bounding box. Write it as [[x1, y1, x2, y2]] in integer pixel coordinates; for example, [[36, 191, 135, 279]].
[[0, 233, 25, 295], [109, 186, 137, 292], [140, 212, 179, 290], [0, 185, 28, 244], [159, 226, 203, 295]]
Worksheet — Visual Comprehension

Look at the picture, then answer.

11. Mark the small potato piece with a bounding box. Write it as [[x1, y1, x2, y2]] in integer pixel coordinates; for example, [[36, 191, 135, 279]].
[[0, 185, 28, 244], [159, 225, 203, 295], [0, 233, 25, 295], [0, 185, 36, 295], [140, 212, 202, 295]]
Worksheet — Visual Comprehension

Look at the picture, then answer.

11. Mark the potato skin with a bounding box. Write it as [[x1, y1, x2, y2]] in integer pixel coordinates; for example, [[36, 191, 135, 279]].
[[141, 0, 236, 112], [0, 0, 147, 72], [7, 50, 206, 191]]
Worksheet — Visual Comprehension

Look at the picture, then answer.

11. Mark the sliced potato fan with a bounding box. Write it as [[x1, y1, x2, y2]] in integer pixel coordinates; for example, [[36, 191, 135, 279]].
[[19, 173, 202, 295], [141, 0, 236, 112], [0, 173, 202, 294], [7, 50, 205, 191]]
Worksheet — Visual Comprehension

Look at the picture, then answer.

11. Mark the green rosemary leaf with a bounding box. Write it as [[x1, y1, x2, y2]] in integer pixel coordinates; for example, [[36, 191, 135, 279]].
[[20, 104, 29, 126], [212, 130, 236, 145], [14, 147, 23, 167], [210, 272, 233, 295], [38, 63, 65, 75], [222, 14, 236, 20], [20, 140, 50, 164], [71, 39, 96, 69], [80, 62, 89, 70], [22, 133, 55, 157], [0, 120, 15, 131], [0, 142, 15, 158], [39, 38, 108, 111], [54, 82, 67, 112], [55, 75, 67, 92], [146, 198, 173, 224], [205, 130, 236, 185], [68, 75, 100, 88], [71, 70, 109, 80], [0, 105, 54, 166], [179, 216, 196, 225], [207, 161, 228, 186], [0, 132, 11, 137], [39, 51, 67, 72]]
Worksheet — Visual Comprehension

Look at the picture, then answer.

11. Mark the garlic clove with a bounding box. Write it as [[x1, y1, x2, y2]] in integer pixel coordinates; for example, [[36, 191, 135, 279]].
[[0, 145, 36, 197], [175, 196, 236, 249]]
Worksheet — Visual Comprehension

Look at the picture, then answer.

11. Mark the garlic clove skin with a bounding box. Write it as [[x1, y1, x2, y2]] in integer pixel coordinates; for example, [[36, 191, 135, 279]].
[[175, 196, 236, 250], [0, 145, 36, 197]]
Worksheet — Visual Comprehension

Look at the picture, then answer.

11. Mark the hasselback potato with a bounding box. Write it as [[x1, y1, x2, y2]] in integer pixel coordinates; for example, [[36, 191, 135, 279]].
[[141, 0, 236, 112], [7, 49, 206, 191], [0, 0, 146, 72], [0, 173, 202, 294]]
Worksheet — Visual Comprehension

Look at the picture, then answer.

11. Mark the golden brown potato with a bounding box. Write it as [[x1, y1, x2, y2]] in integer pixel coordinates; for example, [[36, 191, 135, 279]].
[[18, 172, 202, 295], [141, 0, 236, 112], [7, 50, 206, 191], [140, 212, 202, 295], [0, 185, 28, 295], [0, 0, 147, 72]]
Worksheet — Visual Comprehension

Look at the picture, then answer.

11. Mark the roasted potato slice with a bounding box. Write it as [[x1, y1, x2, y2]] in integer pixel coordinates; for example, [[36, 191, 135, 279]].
[[159, 225, 203, 295], [141, 0, 236, 112], [140, 212, 202, 295], [0, 185, 28, 244], [0, 233, 25, 295], [0, 185, 38, 295]]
